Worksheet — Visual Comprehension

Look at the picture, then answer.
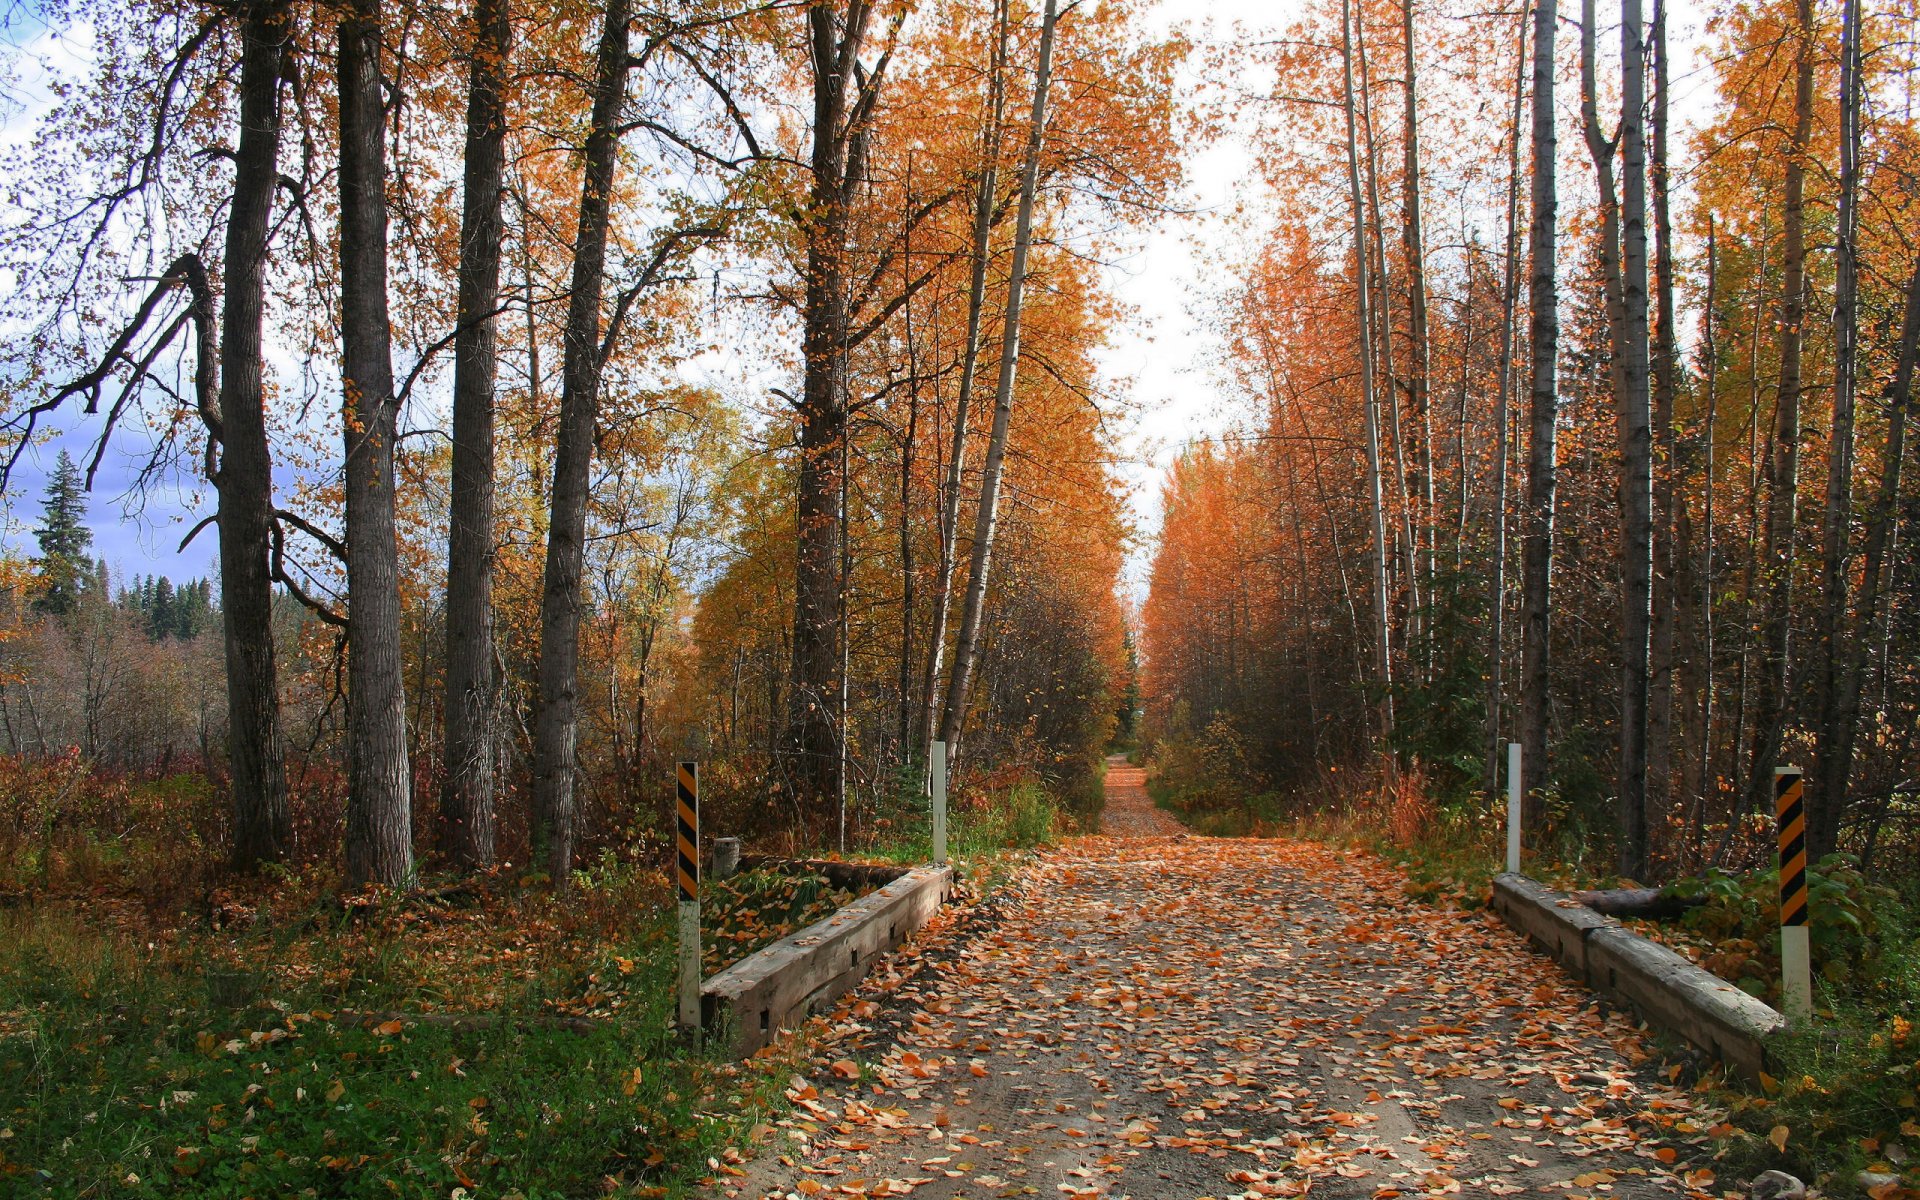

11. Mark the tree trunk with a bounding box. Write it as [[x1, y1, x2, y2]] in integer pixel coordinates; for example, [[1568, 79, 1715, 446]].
[[1648, 0, 1679, 846], [1689, 219, 1720, 853], [938, 0, 1059, 758], [440, 0, 509, 871], [1401, 0, 1435, 649], [920, 0, 1010, 761], [1519, 0, 1559, 813], [221, 0, 293, 872], [1826, 257, 1920, 869], [1813, 0, 1864, 862], [1340, 0, 1397, 765], [1354, 20, 1421, 667], [530, 0, 628, 881], [338, 0, 414, 888], [788, 0, 879, 812], [1485, 2, 1527, 797], [1744, 0, 1813, 830], [1615, 0, 1653, 881]]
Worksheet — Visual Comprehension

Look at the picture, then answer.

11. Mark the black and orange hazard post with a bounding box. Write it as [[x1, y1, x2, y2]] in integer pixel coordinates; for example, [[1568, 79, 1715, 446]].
[[1775, 766, 1812, 1020], [676, 761, 700, 1031]]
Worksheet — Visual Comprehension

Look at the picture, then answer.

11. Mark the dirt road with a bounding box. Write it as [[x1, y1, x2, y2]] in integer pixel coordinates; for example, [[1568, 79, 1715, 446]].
[[716, 770, 1717, 1200]]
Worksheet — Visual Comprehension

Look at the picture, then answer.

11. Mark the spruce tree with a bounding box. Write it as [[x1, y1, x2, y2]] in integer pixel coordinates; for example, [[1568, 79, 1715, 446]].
[[33, 451, 93, 616], [146, 576, 176, 640]]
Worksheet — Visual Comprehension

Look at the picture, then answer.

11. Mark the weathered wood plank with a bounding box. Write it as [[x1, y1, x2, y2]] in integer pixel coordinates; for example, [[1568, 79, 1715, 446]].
[[702, 865, 955, 1056], [1490, 871, 1785, 1083]]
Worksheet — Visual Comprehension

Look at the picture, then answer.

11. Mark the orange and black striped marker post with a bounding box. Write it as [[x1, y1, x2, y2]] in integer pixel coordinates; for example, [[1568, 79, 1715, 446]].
[[1775, 766, 1812, 1020], [676, 761, 701, 1031]]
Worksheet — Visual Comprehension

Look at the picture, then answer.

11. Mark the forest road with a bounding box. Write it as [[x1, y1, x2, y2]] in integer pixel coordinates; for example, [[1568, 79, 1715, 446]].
[[713, 765, 1713, 1200]]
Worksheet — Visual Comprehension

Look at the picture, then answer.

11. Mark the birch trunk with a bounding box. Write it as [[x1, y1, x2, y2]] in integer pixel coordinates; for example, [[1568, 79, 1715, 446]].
[[938, 0, 1059, 757], [1401, 0, 1435, 638], [920, 0, 1010, 760], [1648, 0, 1678, 838], [1341, 0, 1398, 763], [1485, 1, 1527, 797]]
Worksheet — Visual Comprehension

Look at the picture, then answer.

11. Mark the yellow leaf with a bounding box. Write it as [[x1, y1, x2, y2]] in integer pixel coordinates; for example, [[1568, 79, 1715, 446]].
[[623, 1067, 643, 1097], [1758, 1071, 1780, 1095], [325, 1079, 345, 1102], [373, 1019, 404, 1036], [1767, 1125, 1790, 1152]]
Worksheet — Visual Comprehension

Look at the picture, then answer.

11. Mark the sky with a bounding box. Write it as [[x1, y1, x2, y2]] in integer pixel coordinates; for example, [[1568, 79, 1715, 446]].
[[0, 0, 1719, 597]]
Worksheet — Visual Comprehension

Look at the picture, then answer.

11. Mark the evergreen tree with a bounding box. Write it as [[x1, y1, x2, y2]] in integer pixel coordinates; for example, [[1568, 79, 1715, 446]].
[[33, 451, 93, 616], [146, 576, 176, 640]]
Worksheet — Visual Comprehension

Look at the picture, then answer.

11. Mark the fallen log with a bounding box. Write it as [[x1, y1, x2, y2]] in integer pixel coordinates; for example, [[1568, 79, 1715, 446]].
[[1568, 886, 1703, 920], [737, 855, 914, 891]]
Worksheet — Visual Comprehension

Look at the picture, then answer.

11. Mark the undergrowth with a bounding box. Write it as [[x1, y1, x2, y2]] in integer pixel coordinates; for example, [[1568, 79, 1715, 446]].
[[0, 763, 1074, 1198]]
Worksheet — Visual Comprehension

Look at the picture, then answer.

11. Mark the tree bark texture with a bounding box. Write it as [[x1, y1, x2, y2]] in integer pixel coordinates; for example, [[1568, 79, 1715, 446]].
[[1615, 0, 1654, 881], [1813, 0, 1864, 862], [530, 0, 629, 881], [221, 0, 293, 872], [1485, 3, 1527, 796], [339, 0, 414, 888], [440, 0, 510, 870], [1744, 0, 1813, 832], [788, 0, 879, 812], [1648, 0, 1679, 843], [1519, 0, 1559, 813]]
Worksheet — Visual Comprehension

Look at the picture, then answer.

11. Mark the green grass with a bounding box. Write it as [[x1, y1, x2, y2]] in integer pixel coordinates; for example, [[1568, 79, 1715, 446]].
[[0, 888, 797, 1198]]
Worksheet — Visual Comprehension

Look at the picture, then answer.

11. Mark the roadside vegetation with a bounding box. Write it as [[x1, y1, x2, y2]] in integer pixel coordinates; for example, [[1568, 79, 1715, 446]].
[[1143, 721, 1920, 1197]]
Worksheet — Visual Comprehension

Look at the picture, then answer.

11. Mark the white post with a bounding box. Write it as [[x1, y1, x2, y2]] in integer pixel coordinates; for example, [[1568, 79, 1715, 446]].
[[1506, 741, 1522, 874], [677, 899, 701, 1029], [1780, 924, 1812, 1022], [931, 740, 949, 866]]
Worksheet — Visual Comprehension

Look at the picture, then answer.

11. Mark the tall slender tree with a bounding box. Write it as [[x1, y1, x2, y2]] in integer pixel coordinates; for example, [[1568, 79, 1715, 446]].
[[1518, 0, 1560, 813], [940, 0, 1061, 758], [920, 0, 1010, 763], [1745, 0, 1814, 830], [1486, 0, 1528, 796], [1338, 0, 1397, 765], [1814, 0, 1864, 861]]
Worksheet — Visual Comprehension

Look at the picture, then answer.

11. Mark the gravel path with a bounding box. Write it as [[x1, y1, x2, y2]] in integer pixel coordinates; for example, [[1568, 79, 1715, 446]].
[[714, 775, 1720, 1200]]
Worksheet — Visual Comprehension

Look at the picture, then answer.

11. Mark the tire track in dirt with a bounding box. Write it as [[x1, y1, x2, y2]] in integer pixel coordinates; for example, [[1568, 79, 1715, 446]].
[[714, 771, 1721, 1200]]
